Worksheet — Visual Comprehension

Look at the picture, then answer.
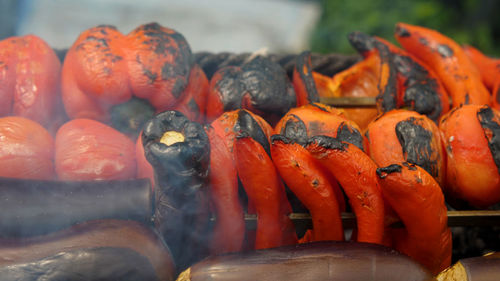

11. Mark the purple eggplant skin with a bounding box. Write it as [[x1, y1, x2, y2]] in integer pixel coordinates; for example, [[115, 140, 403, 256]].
[[0, 219, 176, 281], [0, 177, 153, 237], [437, 252, 500, 281], [177, 241, 434, 281]]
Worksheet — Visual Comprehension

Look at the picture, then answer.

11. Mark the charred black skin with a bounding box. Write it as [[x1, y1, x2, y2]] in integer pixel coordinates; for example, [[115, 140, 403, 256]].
[[376, 164, 403, 179], [182, 241, 432, 281], [0, 177, 152, 237], [477, 106, 500, 173], [337, 122, 364, 151], [295, 51, 320, 103], [395, 117, 439, 178], [307, 135, 348, 151], [392, 54, 442, 121], [142, 110, 210, 271], [0, 248, 159, 281], [235, 110, 270, 156], [214, 56, 296, 122]]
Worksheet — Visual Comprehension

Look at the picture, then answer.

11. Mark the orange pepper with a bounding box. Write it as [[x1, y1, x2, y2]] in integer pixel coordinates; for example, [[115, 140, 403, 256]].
[[293, 51, 320, 107]]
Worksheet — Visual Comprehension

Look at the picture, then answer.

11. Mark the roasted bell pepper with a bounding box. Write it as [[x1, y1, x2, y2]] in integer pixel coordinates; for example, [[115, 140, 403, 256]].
[[62, 23, 208, 136], [364, 109, 446, 186], [0, 116, 55, 180], [376, 162, 452, 274], [292, 51, 320, 107], [306, 136, 385, 244], [205, 56, 296, 125], [0, 34, 65, 132], [135, 132, 155, 188], [374, 36, 450, 121], [55, 118, 136, 181], [205, 125, 245, 254], [142, 110, 210, 270], [395, 23, 490, 108], [271, 135, 344, 242], [439, 105, 500, 208]]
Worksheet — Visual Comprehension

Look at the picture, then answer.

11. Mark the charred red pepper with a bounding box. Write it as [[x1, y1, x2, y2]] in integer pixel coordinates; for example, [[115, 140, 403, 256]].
[[55, 118, 136, 181], [205, 56, 296, 125], [62, 23, 208, 136], [377, 162, 452, 275], [0, 116, 55, 180], [292, 51, 320, 107], [142, 110, 210, 269], [0, 34, 65, 132]]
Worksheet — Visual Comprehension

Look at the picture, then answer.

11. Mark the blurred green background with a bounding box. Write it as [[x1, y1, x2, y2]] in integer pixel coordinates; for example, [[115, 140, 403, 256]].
[[310, 0, 500, 56]]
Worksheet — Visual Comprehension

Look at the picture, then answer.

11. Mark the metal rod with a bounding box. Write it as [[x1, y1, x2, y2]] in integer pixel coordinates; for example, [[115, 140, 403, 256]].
[[319, 97, 377, 108]]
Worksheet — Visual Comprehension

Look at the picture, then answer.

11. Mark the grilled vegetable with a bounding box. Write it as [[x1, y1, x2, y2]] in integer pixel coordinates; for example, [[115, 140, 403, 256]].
[[292, 51, 320, 107], [306, 136, 385, 244], [395, 23, 490, 108], [0, 220, 175, 281], [142, 110, 210, 270], [437, 252, 500, 281], [177, 241, 433, 281], [62, 23, 208, 136], [0, 34, 65, 132], [205, 56, 296, 125], [364, 109, 446, 186], [55, 118, 136, 180], [0, 116, 55, 180], [377, 162, 452, 275], [0, 177, 152, 237], [439, 105, 500, 208]]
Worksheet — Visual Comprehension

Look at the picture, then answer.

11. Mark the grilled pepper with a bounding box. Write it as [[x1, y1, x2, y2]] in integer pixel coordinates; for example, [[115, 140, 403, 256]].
[[142, 110, 210, 270], [395, 23, 490, 108], [439, 105, 500, 208], [0, 116, 55, 180], [292, 51, 320, 107], [205, 56, 296, 125], [62, 23, 208, 136], [0, 34, 65, 132], [377, 162, 452, 275], [55, 118, 136, 180]]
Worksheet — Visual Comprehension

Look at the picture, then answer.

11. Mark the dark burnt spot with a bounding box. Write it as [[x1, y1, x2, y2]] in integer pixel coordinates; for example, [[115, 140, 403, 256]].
[[280, 115, 308, 146], [271, 134, 293, 145], [418, 37, 429, 46], [415, 176, 423, 184], [84, 36, 109, 48], [308, 103, 330, 112], [465, 93, 470, 104], [395, 25, 411, 37], [143, 68, 157, 84], [374, 41, 398, 112], [376, 164, 402, 179], [96, 24, 117, 30], [437, 44, 454, 58], [477, 106, 500, 173], [403, 83, 442, 121], [307, 135, 347, 151], [187, 98, 200, 116], [235, 110, 270, 156], [395, 117, 438, 178], [312, 179, 319, 187], [111, 55, 123, 63], [216, 57, 296, 118], [347, 31, 375, 54], [336, 122, 364, 151], [295, 51, 319, 103], [402, 161, 417, 170], [171, 78, 186, 99], [102, 67, 112, 75]]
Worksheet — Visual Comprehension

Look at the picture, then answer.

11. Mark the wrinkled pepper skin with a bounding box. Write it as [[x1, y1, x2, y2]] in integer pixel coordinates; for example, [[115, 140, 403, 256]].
[[364, 109, 446, 186], [0, 116, 55, 180], [62, 23, 208, 132], [142, 110, 210, 270], [55, 118, 136, 181], [292, 51, 320, 107], [0, 35, 64, 132], [439, 105, 500, 208], [377, 163, 452, 275], [306, 136, 385, 245], [235, 133, 298, 249], [205, 125, 245, 254], [205, 56, 296, 125], [375, 36, 450, 121], [395, 23, 490, 108], [348, 31, 399, 114], [271, 136, 344, 242]]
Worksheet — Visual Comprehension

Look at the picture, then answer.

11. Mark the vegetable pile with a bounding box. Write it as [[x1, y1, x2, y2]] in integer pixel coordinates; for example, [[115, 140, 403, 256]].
[[0, 21, 499, 280]]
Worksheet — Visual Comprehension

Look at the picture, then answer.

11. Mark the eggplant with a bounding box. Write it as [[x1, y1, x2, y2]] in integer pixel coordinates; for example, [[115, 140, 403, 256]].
[[0, 177, 153, 237], [0, 219, 175, 281], [177, 241, 434, 281], [437, 252, 500, 281]]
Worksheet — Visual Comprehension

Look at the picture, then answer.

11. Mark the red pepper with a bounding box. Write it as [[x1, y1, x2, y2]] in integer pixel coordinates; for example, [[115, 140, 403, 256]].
[[0, 116, 55, 180], [55, 118, 136, 180], [0, 35, 64, 132], [292, 51, 320, 107], [61, 23, 208, 135]]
